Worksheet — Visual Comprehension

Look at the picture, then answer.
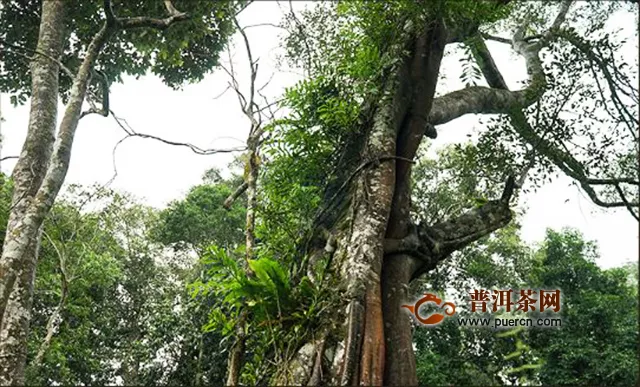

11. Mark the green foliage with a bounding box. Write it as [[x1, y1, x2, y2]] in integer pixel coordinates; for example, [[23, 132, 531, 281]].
[[527, 229, 639, 386], [0, 0, 242, 104], [414, 227, 639, 386], [150, 177, 246, 253], [192, 243, 335, 384], [0, 183, 225, 385]]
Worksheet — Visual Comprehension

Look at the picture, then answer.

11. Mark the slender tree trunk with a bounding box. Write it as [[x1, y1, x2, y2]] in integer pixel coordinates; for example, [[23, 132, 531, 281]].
[[195, 333, 205, 386], [0, 2, 190, 383], [0, 2, 116, 383], [0, 2, 67, 384]]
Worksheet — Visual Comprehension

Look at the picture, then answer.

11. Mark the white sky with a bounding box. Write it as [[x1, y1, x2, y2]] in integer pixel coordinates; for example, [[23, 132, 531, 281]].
[[0, 2, 637, 270]]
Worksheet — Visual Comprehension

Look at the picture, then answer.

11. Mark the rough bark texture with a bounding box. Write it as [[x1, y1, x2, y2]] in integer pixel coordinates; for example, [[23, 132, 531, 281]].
[[0, 3, 67, 384], [383, 19, 447, 386], [0, 1, 189, 383], [270, 2, 569, 383]]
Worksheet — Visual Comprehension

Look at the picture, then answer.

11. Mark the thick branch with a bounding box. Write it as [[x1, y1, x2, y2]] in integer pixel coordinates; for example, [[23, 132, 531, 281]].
[[385, 177, 517, 279], [425, 200, 512, 258], [429, 35, 545, 125], [471, 18, 639, 214], [429, 86, 537, 125], [429, 2, 575, 127], [470, 34, 508, 90]]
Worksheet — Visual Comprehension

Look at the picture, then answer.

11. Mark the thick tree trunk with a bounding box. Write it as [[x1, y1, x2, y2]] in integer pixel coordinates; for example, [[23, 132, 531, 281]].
[[271, 11, 530, 385], [382, 20, 447, 386]]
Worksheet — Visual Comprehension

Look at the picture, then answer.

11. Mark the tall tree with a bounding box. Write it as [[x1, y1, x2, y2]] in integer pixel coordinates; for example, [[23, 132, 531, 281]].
[[212, 1, 638, 385], [150, 169, 247, 386], [0, 1, 239, 383], [527, 229, 639, 385]]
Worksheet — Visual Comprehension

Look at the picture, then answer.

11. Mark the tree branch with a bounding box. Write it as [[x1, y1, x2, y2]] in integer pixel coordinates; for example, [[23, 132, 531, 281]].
[[107, 0, 189, 30], [470, 15, 639, 215], [35, 0, 194, 215], [385, 174, 517, 280], [614, 183, 640, 221], [223, 181, 248, 210], [586, 178, 639, 186], [109, 111, 246, 155], [429, 1, 575, 127], [80, 70, 110, 119]]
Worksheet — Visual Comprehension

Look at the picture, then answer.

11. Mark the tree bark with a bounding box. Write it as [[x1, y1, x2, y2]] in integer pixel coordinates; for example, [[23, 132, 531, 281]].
[[0, 2, 67, 384], [382, 19, 447, 386], [0, 2, 191, 383], [268, 5, 560, 384]]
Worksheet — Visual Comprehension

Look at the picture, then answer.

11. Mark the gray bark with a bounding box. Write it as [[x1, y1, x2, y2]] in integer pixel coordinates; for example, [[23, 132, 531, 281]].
[[0, 1, 189, 383], [270, 3, 576, 384], [0, 2, 67, 384]]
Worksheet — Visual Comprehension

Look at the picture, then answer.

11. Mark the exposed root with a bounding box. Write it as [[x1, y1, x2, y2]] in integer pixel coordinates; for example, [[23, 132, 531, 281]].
[[359, 282, 385, 386], [337, 299, 365, 385], [307, 331, 329, 386]]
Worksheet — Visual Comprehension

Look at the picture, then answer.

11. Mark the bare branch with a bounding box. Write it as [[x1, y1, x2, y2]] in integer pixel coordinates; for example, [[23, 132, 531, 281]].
[[235, 0, 255, 17], [515, 152, 536, 188], [0, 38, 76, 80], [243, 23, 285, 30], [586, 178, 639, 186], [614, 183, 640, 221], [212, 84, 232, 100], [481, 33, 512, 44], [104, 0, 188, 30], [109, 111, 246, 155], [233, 17, 259, 127]]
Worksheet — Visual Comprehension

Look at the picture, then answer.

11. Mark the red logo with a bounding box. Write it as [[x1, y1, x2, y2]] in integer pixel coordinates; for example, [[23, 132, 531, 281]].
[[402, 293, 456, 326]]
